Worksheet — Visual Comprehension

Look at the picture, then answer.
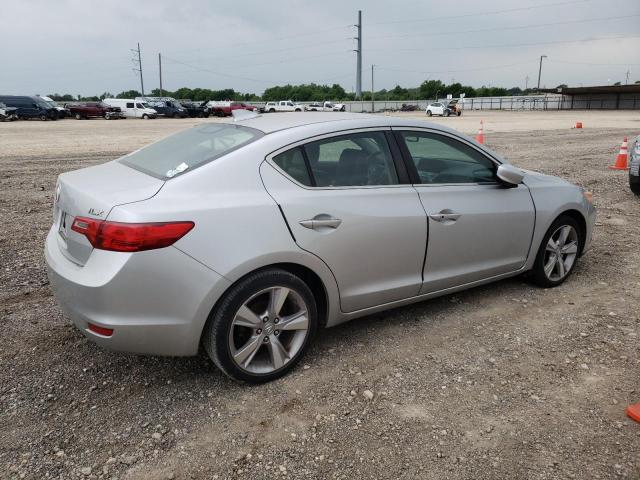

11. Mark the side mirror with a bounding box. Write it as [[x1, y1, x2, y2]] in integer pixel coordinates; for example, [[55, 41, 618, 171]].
[[496, 164, 524, 187]]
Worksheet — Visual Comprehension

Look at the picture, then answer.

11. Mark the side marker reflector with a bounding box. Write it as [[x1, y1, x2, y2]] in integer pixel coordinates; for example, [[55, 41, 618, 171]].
[[87, 323, 114, 337]]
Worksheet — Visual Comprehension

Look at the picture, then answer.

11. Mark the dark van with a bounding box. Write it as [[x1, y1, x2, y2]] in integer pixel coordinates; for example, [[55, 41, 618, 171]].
[[0, 95, 58, 120]]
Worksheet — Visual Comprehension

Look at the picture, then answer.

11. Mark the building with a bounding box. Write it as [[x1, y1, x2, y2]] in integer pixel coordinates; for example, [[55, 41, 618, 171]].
[[541, 84, 640, 110]]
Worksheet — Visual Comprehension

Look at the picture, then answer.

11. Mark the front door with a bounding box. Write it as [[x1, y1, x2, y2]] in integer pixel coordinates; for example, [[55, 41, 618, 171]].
[[393, 129, 535, 293], [260, 129, 427, 313]]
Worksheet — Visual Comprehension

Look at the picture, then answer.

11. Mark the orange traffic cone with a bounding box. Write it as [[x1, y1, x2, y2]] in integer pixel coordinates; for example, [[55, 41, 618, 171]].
[[609, 137, 629, 170], [626, 403, 640, 423], [475, 120, 485, 145]]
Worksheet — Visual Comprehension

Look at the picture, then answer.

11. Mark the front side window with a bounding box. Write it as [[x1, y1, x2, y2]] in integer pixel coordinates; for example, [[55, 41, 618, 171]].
[[398, 132, 496, 184], [120, 124, 263, 180]]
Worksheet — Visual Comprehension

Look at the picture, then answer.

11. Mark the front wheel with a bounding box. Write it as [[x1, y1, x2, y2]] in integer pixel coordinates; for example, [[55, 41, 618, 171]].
[[142, 114, 149, 119], [203, 269, 318, 383], [444, 110, 450, 117], [40, 114, 47, 121], [530, 215, 582, 287], [75, 113, 82, 120], [426, 110, 432, 117]]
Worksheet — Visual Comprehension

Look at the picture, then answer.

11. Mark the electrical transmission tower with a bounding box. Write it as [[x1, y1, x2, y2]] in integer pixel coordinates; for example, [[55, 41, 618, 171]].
[[354, 10, 362, 100], [131, 42, 145, 96]]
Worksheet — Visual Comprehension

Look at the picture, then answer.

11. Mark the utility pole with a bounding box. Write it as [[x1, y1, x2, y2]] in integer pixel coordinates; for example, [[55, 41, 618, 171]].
[[371, 64, 375, 113], [354, 10, 362, 100], [537, 55, 547, 90], [131, 43, 145, 96], [626, 69, 631, 85], [158, 53, 163, 97], [525, 75, 529, 90]]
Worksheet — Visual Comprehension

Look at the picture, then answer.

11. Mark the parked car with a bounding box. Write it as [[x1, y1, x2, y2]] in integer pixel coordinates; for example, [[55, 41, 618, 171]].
[[261, 100, 304, 113], [0, 102, 18, 121], [180, 101, 210, 118], [137, 97, 188, 118], [447, 99, 463, 116], [38, 96, 71, 118], [630, 135, 640, 195], [103, 98, 157, 119], [305, 101, 346, 112], [45, 112, 595, 383], [207, 101, 256, 117], [67, 102, 124, 120], [425, 102, 450, 117], [0, 95, 58, 120], [400, 104, 419, 112]]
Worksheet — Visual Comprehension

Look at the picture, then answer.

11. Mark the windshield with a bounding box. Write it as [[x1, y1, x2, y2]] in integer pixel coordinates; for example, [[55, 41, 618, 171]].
[[119, 124, 264, 180]]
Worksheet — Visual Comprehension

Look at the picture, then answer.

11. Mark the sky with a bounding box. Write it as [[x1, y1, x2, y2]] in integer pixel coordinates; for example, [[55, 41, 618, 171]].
[[1, 0, 639, 96]]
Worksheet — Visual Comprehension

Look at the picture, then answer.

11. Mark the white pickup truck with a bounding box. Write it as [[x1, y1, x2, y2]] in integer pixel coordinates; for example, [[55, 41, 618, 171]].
[[262, 100, 304, 113], [304, 101, 346, 112]]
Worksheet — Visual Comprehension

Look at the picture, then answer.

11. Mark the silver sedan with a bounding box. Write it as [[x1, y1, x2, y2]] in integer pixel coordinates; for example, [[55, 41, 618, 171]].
[[45, 112, 596, 383]]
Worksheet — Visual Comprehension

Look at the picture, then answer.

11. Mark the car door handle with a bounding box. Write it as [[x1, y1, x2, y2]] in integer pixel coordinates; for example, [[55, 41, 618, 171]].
[[299, 216, 342, 230], [429, 210, 461, 223]]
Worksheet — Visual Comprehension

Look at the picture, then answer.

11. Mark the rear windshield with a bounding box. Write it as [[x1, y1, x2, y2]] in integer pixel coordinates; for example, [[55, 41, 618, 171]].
[[119, 124, 263, 180]]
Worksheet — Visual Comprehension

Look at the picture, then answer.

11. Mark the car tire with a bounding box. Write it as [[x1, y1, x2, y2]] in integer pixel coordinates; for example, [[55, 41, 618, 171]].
[[444, 110, 450, 117], [202, 268, 318, 384], [142, 114, 149, 119], [630, 178, 640, 195], [269, 108, 276, 113], [75, 113, 82, 120], [426, 110, 432, 117], [530, 215, 583, 288], [40, 114, 47, 121]]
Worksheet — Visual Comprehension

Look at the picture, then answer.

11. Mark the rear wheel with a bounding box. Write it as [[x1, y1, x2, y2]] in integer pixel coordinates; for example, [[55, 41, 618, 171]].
[[530, 215, 582, 287], [40, 114, 47, 121], [74, 113, 82, 120], [203, 269, 318, 383], [426, 110, 432, 117]]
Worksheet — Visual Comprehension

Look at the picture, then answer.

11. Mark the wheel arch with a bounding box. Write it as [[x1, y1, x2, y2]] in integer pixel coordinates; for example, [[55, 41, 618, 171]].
[[199, 261, 333, 349], [557, 209, 587, 254]]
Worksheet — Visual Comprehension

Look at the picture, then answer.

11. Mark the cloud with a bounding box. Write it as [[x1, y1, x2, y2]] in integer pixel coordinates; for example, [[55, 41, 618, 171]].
[[1, 0, 638, 95]]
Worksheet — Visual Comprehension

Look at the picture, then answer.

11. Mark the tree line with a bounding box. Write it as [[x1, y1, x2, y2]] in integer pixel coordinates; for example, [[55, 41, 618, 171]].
[[48, 78, 633, 103]]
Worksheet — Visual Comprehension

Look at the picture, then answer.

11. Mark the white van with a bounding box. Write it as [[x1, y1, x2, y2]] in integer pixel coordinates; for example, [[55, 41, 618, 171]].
[[103, 98, 157, 119]]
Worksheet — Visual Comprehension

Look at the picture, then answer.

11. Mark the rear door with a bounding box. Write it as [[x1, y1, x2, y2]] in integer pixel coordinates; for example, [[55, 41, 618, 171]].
[[260, 129, 427, 313], [393, 128, 535, 293]]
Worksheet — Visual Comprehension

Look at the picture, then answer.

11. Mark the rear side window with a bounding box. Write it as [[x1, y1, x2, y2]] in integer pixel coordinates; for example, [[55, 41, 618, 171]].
[[120, 124, 263, 179], [273, 148, 311, 186], [126, 102, 134, 108], [304, 132, 398, 187]]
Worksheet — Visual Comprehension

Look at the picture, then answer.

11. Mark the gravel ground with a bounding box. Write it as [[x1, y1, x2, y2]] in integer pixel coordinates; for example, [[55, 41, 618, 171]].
[[1, 112, 639, 480]]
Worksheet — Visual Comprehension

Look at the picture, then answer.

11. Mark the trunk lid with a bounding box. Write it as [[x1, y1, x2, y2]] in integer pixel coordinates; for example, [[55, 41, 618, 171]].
[[53, 161, 164, 265]]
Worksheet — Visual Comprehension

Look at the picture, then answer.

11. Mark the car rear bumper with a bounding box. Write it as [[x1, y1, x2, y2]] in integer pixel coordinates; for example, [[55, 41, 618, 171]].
[[45, 227, 230, 356]]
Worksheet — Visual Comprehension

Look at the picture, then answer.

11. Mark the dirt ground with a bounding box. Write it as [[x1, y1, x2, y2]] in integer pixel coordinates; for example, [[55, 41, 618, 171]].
[[1, 111, 639, 480]]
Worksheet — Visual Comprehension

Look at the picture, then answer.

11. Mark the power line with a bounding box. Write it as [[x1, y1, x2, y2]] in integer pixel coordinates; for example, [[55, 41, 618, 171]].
[[373, 0, 592, 25], [163, 25, 352, 55], [548, 59, 640, 66], [368, 14, 640, 41], [368, 34, 640, 54], [376, 60, 535, 76]]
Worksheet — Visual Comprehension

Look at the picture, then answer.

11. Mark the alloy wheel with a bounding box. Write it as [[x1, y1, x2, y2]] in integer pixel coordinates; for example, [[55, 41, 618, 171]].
[[543, 225, 579, 281], [228, 286, 310, 374]]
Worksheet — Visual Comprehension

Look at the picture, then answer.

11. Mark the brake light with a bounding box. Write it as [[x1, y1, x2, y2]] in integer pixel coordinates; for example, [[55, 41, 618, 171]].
[[71, 217, 194, 252]]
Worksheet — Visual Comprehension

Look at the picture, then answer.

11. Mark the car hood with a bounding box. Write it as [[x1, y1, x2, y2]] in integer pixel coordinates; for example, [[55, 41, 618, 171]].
[[520, 168, 572, 187]]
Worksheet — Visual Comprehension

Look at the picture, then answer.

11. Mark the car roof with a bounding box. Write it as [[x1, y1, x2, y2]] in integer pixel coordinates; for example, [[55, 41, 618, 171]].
[[227, 112, 456, 135]]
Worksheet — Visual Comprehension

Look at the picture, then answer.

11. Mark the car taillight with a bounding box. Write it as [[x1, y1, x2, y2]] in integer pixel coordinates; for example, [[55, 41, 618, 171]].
[[71, 217, 194, 252]]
